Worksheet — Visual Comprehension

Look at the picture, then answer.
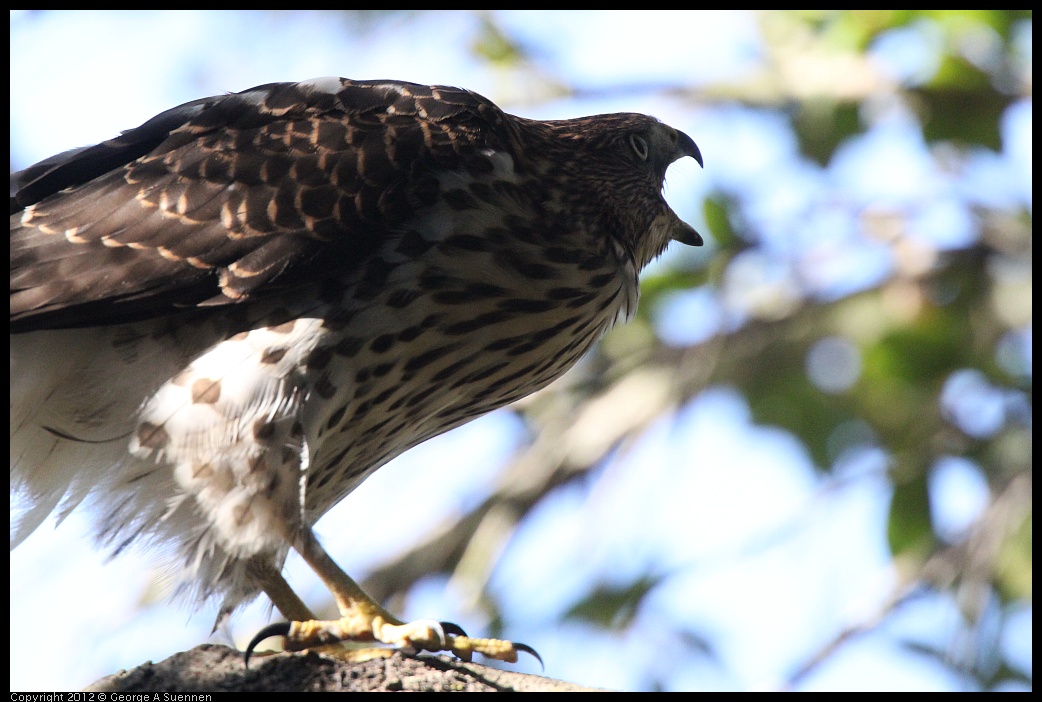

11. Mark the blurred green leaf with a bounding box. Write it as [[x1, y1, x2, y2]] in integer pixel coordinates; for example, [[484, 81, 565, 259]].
[[915, 56, 1012, 150], [562, 575, 663, 630], [995, 512, 1032, 601], [887, 471, 934, 559], [703, 193, 738, 250], [744, 369, 848, 468], [794, 98, 864, 166], [471, 14, 526, 66], [866, 311, 968, 386]]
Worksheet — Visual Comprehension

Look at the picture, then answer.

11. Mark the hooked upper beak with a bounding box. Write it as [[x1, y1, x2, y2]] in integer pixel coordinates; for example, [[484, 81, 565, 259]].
[[674, 129, 703, 169]]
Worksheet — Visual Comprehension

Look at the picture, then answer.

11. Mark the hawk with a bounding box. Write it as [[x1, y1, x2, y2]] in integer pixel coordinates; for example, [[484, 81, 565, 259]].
[[10, 77, 702, 662]]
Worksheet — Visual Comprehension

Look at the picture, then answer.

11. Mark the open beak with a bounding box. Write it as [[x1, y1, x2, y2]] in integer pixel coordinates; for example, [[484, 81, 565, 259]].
[[668, 129, 704, 246]]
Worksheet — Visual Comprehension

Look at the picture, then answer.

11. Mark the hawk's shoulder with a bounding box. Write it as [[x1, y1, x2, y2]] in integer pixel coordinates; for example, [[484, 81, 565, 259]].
[[10, 78, 520, 331], [12, 78, 514, 213]]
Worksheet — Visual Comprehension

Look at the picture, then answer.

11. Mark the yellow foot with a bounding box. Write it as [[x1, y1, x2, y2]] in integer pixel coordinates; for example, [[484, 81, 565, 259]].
[[244, 616, 540, 667]]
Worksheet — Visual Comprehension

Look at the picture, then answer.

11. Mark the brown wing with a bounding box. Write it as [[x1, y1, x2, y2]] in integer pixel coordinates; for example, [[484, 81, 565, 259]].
[[10, 78, 517, 331]]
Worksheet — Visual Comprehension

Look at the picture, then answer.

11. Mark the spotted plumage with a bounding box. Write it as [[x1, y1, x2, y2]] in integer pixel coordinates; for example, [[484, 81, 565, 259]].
[[10, 77, 702, 659]]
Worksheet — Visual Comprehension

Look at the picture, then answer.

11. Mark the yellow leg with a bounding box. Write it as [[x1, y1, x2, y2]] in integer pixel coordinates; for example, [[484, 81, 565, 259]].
[[251, 561, 316, 622], [246, 527, 538, 665]]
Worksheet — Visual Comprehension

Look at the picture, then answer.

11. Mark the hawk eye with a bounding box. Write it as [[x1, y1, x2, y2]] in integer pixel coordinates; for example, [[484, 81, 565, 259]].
[[629, 134, 649, 161]]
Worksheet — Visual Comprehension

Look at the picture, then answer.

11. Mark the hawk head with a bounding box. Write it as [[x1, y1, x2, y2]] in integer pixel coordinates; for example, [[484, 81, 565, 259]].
[[517, 113, 703, 270]]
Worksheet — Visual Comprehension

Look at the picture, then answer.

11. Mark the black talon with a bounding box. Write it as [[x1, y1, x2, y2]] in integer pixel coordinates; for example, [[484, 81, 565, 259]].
[[244, 621, 291, 667], [438, 621, 540, 668], [440, 621, 468, 638], [514, 642, 544, 671]]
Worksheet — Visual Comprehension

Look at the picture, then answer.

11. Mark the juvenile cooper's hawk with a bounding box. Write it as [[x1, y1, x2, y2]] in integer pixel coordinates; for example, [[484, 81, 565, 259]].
[[10, 77, 702, 662]]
